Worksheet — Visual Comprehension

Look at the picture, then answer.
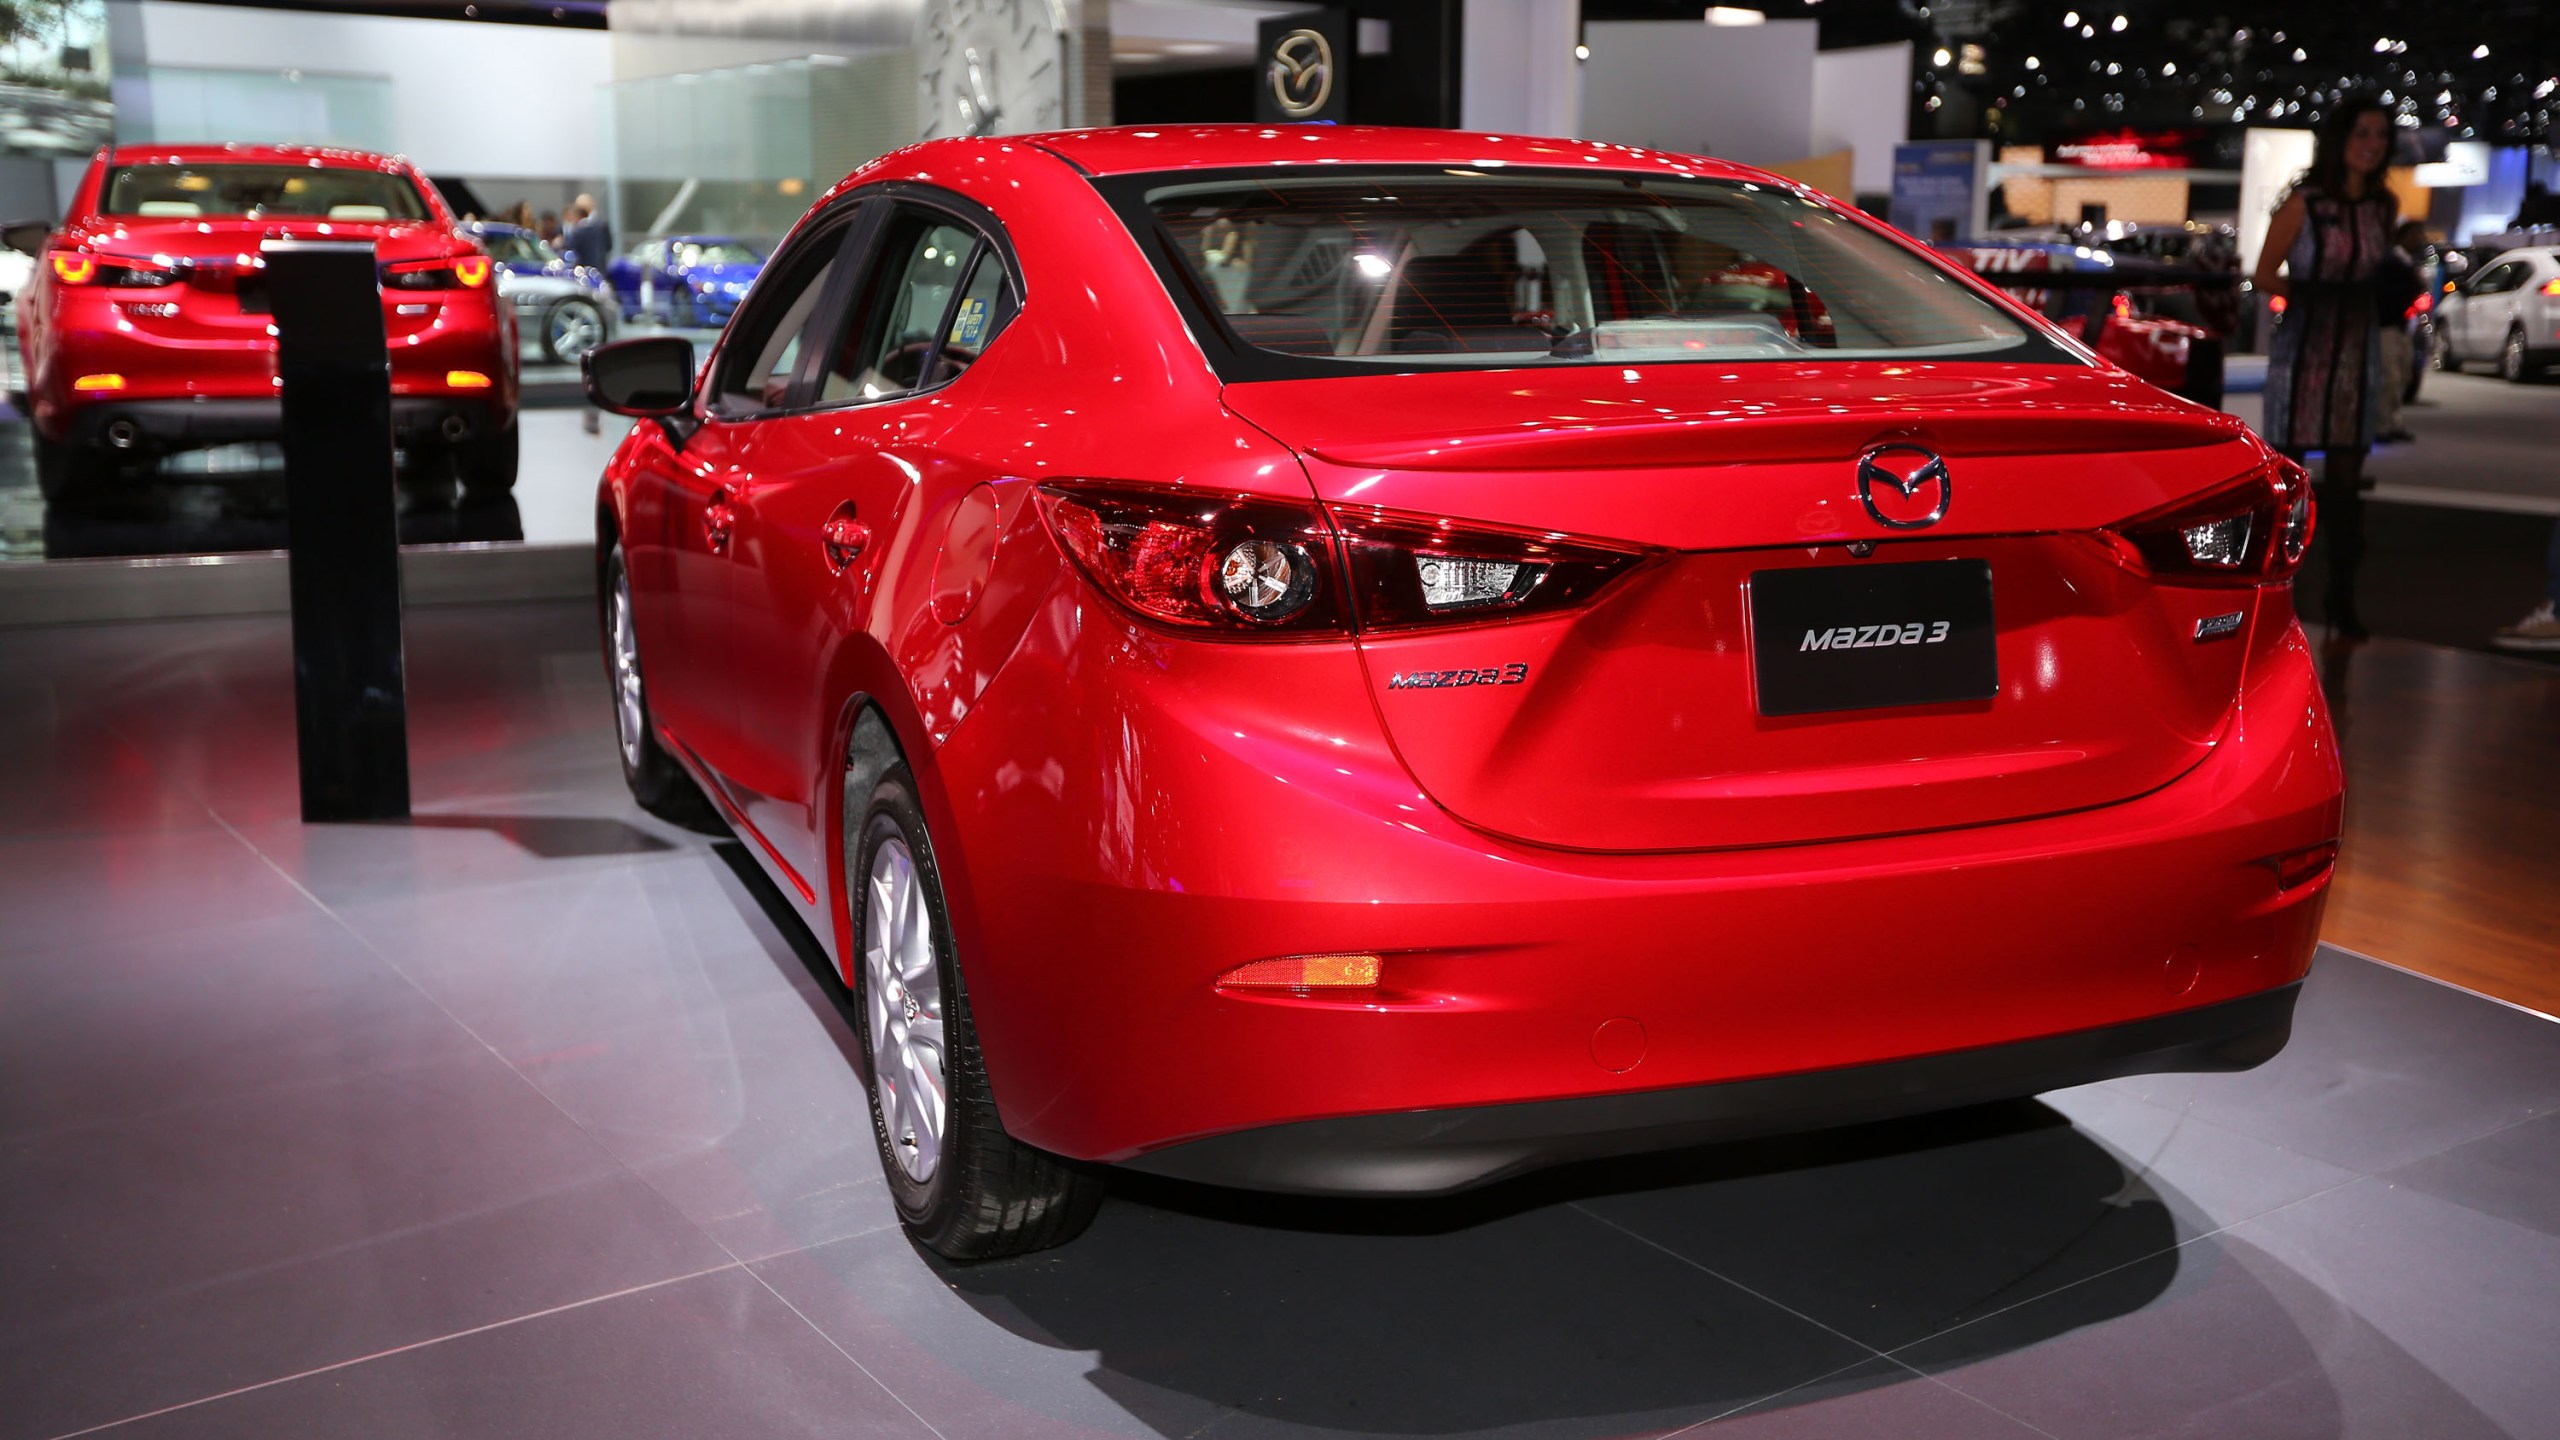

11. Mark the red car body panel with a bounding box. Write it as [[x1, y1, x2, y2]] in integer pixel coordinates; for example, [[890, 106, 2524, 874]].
[[16, 144, 516, 450], [597, 127, 2342, 1191]]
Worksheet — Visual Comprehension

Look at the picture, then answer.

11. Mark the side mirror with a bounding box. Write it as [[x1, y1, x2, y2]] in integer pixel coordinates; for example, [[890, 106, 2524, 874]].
[[2, 220, 50, 258], [581, 335, 695, 417]]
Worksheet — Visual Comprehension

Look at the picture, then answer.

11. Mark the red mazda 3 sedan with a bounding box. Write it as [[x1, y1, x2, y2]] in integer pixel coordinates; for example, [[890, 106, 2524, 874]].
[[583, 126, 2343, 1260], [12, 143, 519, 504]]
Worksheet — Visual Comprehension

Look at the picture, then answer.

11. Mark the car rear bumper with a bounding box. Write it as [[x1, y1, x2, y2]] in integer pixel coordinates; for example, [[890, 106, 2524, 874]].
[[1123, 981, 2298, 1195], [933, 581, 2342, 1179], [63, 395, 509, 454]]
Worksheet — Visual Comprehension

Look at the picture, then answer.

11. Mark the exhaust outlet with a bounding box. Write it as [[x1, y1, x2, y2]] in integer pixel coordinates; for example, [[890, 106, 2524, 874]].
[[102, 419, 142, 450], [439, 414, 471, 444]]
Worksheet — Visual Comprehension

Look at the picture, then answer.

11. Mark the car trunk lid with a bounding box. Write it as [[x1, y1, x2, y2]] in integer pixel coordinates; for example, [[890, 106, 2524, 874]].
[[1223, 361, 2270, 851]]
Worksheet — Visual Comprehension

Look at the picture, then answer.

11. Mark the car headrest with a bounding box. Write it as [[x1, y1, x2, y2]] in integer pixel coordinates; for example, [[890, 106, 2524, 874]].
[[134, 201, 202, 218], [328, 205, 391, 221]]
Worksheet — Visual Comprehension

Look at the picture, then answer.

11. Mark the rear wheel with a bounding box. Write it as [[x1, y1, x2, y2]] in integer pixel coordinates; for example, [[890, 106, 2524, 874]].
[[32, 433, 111, 507], [456, 421, 519, 499], [2500, 327, 2538, 383], [604, 546, 723, 832], [850, 763, 1102, 1261]]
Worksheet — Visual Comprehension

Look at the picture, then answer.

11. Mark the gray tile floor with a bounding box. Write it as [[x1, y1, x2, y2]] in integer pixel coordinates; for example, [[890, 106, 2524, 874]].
[[3, 601, 2555, 1439]]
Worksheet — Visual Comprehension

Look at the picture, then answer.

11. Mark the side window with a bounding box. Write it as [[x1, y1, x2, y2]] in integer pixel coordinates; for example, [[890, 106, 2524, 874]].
[[708, 214, 854, 415], [819, 207, 1015, 405], [2473, 262, 2521, 296]]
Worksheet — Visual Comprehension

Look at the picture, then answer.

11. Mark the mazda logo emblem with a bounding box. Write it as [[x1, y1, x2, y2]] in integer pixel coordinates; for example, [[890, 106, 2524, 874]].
[[1269, 29, 1334, 119], [1856, 444, 1952, 530]]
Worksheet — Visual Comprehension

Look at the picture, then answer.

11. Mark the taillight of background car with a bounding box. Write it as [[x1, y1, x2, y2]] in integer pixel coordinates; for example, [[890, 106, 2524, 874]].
[[382, 254, 492, 291], [48, 251, 179, 288]]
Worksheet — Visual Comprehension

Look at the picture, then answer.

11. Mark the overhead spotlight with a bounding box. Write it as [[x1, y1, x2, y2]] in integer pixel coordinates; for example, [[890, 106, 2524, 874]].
[[2025, 55, 2040, 70], [1932, 47, 1952, 67], [2473, 45, 2490, 60], [1704, 6, 1765, 25], [2110, 14, 2127, 31], [1574, 42, 1589, 60]]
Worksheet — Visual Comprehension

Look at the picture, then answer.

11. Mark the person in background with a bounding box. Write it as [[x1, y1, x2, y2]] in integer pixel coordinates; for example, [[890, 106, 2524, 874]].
[[2253, 98, 2397, 640], [538, 210, 562, 246], [2371, 220, 2428, 445], [561, 197, 614, 270]]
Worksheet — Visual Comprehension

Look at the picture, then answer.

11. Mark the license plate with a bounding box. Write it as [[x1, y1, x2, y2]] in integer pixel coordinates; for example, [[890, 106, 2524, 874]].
[[1749, 560, 1997, 717]]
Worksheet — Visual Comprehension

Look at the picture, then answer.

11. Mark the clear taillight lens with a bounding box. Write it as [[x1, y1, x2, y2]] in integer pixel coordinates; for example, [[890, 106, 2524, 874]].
[[1331, 506, 1653, 632], [2109, 456, 2314, 585]]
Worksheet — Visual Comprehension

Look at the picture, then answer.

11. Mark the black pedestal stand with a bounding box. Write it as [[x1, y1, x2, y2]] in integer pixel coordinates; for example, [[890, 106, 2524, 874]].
[[265, 240, 410, 823]]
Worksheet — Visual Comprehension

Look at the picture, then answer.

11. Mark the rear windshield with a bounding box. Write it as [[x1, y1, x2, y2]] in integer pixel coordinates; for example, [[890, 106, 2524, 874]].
[[101, 163, 430, 222], [1109, 168, 2061, 376]]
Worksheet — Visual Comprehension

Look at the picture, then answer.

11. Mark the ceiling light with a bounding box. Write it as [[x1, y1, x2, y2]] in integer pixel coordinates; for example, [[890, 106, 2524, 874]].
[[2110, 14, 2127, 31], [1704, 7, 1765, 25]]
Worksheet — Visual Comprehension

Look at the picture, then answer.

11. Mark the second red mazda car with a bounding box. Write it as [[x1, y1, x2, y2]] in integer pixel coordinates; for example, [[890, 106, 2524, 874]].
[[12, 143, 518, 505], [583, 126, 2343, 1260]]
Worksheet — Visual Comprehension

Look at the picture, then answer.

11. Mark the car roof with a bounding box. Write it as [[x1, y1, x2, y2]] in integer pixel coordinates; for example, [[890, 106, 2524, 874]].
[[1024, 124, 1782, 184], [107, 142, 411, 173]]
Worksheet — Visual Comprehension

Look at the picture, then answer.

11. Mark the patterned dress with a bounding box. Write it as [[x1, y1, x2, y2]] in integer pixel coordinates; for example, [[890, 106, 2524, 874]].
[[2263, 183, 2395, 455]]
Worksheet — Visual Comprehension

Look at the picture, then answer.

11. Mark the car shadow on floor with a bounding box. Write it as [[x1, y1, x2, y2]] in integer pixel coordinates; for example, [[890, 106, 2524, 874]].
[[705, 834, 2210, 1429], [397, 813, 675, 858]]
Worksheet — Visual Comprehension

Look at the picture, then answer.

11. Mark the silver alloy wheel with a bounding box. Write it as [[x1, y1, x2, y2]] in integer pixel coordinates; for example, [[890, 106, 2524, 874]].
[[549, 300, 605, 363], [609, 566, 646, 771], [864, 836, 947, 1184], [2503, 329, 2526, 381]]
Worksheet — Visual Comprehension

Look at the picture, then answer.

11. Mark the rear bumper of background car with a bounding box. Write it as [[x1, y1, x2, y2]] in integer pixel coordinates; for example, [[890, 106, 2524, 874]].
[[61, 395, 510, 456], [933, 582, 2342, 1182]]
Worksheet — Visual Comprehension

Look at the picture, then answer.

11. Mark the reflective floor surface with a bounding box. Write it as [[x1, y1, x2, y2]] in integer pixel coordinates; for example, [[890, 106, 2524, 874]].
[[2, 601, 2556, 1439]]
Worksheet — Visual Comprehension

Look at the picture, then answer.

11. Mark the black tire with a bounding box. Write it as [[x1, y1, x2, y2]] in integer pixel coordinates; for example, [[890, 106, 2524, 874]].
[[602, 545, 724, 832], [2431, 328, 2456, 371], [457, 420, 519, 499], [2500, 327, 2537, 383], [539, 296, 608, 364], [32, 433, 110, 507], [849, 762, 1103, 1261]]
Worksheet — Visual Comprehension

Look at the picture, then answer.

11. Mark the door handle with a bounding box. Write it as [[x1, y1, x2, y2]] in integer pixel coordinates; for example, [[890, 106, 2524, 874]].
[[704, 485, 736, 555], [822, 503, 871, 574]]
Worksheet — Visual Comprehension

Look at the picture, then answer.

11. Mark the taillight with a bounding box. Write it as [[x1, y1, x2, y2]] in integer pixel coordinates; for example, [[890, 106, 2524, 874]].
[[1035, 482, 1652, 637], [1035, 481, 1346, 636], [2107, 456, 2314, 585], [384, 254, 492, 291], [1331, 506, 1652, 632], [2542, 278, 2560, 296], [49, 251, 178, 287]]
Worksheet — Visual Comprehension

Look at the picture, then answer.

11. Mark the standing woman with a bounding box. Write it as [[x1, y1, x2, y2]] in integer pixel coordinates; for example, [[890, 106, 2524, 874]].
[[2253, 99, 2397, 638]]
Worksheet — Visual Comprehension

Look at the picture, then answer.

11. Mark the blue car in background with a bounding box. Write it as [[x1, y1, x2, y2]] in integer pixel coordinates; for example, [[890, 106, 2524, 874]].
[[460, 221, 616, 364], [605, 235, 765, 328]]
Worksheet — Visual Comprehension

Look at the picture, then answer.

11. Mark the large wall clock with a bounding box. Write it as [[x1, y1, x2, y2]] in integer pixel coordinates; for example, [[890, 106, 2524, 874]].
[[917, 0, 1070, 139]]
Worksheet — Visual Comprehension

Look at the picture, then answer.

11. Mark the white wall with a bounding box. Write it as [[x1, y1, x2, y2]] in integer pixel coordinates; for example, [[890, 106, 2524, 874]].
[[112, 0, 611, 178], [1460, 0, 1580, 138], [1811, 42, 1908, 197], [2237, 127, 2314, 272], [1578, 18, 1815, 166]]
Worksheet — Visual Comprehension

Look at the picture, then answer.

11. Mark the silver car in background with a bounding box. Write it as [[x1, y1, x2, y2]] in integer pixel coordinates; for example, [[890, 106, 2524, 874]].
[[2434, 245, 2560, 382]]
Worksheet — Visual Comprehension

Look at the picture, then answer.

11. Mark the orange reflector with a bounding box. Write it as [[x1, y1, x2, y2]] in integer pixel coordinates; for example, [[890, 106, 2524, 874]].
[[445, 370, 492, 389], [1218, 954, 1382, 990], [2262, 840, 2339, 891], [73, 373, 126, 392], [51, 254, 95, 285], [452, 255, 491, 287]]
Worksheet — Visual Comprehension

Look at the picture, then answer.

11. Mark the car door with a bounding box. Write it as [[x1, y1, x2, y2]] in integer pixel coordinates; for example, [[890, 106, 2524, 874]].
[[645, 202, 871, 806], [718, 195, 1022, 894], [2462, 260, 2521, 357]]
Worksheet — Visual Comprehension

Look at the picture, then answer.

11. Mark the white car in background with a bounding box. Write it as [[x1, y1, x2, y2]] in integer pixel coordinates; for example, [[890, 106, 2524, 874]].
[[2434, 245, 2560, 382]]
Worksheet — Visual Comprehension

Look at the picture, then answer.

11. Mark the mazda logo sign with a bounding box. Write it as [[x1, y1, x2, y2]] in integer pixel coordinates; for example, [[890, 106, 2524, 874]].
[[1856, 444, 1953, 530], [1268, 29, 1334, 119]]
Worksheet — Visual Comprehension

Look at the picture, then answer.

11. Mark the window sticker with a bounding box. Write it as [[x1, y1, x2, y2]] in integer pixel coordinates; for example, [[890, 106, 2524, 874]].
[[948, 296, 990, 348]]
